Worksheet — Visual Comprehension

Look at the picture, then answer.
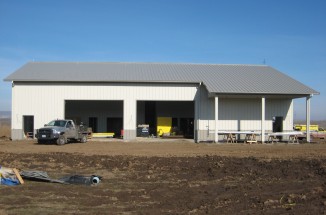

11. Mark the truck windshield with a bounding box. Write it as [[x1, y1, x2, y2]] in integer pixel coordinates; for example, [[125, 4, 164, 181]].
[[47, 120, 67, 127]]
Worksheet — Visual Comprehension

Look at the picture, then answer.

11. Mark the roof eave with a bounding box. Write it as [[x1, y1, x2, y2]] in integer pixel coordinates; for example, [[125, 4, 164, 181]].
[[9, 79, 201, 84], [209, 92, 319, 98]]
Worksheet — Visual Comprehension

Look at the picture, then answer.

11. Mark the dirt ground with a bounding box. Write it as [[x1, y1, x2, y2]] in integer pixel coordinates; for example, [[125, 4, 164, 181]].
[[1, 139, 326, 214]]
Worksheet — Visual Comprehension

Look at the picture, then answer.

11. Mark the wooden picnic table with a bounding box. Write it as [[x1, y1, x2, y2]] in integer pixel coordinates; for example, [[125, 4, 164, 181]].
[[219, 131, 261, 144], [267, 131, 303, 143]]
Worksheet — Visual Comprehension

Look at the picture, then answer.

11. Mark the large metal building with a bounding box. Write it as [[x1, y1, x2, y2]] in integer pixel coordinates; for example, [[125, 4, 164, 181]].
[[4, 62, 319, 142]]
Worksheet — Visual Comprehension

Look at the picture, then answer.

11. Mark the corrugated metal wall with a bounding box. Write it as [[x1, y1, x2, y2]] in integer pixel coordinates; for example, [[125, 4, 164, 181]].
[[218, 98, 293, 131], [196, 86, 294, 141], [11, 82, 198, 139], [12, 82, 293, 141]]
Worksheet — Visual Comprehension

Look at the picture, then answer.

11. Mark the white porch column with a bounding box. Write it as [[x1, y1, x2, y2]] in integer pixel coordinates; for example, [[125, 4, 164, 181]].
[[261, 97, 265, 143], [306, 95, 311, 142], [215, 96, 219, 143]]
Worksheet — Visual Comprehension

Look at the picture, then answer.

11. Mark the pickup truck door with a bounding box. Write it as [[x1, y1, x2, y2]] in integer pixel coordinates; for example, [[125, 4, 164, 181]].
[[65, 121, 77, 138]]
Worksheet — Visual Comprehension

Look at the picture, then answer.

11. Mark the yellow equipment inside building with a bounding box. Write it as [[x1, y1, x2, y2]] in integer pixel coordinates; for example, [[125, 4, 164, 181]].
[[157, 117, 172, 136], [92, 132, 115, 138]]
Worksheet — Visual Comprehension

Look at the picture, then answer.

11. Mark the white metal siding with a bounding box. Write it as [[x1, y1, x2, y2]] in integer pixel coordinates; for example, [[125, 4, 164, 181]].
[[218, 98, 293, 131], [12, 81, 294, 141], [265, 99, 293, 131], [196, 86, 215, 135], [219, 99, 262, 131], [12, 82, 198, 133], [123, 98, 137, 136], [195, 86, 294, 141]]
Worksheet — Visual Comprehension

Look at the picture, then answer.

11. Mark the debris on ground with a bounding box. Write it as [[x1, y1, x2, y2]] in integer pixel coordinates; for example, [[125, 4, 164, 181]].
[[0, 166, 24, 186], [59, 175, 102, 185], [20, 170, 102, 185], [1, 167, 101, 186], [20, 170, 67, 184]]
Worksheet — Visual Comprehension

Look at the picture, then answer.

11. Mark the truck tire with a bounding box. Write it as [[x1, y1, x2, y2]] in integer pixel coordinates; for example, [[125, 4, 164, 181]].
[[80, 135, 87, 143], [57, 135, 66, 145]]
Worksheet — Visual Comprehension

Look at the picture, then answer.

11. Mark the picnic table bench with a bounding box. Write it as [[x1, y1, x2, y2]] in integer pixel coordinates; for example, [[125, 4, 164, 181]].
[[219, 131, 261, 144], [267, 131, 303, 144]]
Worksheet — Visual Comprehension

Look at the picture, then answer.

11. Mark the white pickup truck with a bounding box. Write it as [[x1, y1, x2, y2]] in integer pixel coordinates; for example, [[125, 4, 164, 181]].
[[35, 119, 88, 145]]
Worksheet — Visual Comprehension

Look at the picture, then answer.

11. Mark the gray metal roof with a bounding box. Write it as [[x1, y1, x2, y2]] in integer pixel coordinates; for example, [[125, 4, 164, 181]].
[[4, 62, 319, 95]]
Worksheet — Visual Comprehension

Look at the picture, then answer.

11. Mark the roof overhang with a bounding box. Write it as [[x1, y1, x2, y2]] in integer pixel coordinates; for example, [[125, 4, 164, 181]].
[[209, 92, 319, 99], [11, 80, 201, 86]]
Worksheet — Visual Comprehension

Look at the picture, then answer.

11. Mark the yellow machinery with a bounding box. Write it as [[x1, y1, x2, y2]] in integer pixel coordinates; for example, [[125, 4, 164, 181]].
[[294, 125, 321, 132], [157, 117, 172, 136], [92, 133, 115, 138]]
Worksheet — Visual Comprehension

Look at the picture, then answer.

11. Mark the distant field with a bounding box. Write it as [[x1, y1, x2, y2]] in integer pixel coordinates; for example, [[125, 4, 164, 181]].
[[0, 111, 10, 118], [0, 118, 11, 137]]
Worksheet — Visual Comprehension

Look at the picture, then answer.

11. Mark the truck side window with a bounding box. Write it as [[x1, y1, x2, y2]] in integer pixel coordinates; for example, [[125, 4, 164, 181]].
[[67, 121, 72, 128]]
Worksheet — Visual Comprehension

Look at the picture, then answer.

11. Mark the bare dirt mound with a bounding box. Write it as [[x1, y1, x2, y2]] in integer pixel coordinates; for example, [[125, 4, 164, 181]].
[[1, 150, 326, 214]]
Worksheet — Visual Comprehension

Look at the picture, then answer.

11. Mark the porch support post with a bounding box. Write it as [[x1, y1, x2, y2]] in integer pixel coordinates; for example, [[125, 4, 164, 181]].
[[261, 97, 265, 143], [215, 96, 219, 143], [306, 95, 311, 143]]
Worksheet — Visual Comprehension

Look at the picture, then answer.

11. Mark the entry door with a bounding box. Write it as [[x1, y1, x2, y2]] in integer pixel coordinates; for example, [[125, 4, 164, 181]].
[[273, 116, 283, 140], [272, 116, 283, 132], [89, 117, 98, 133], [23, 115, 34, 138]]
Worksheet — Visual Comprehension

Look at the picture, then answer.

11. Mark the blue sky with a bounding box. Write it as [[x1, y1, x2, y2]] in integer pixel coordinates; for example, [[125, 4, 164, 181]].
[[0, 0, 325, 120]]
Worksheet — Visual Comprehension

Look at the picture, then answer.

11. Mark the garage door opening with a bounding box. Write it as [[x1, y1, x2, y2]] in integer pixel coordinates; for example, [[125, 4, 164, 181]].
[[65, 100, 123, 138], [107, 117, 123, 137], [137, 101, 194, 139]]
